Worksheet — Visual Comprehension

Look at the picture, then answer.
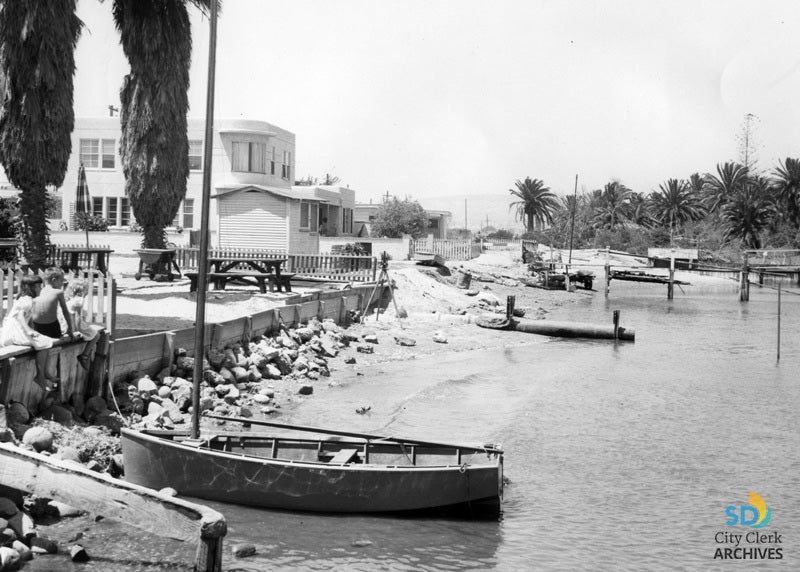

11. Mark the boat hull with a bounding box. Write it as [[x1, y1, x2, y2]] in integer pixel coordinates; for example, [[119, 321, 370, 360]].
[[121, 429, 503, 514]]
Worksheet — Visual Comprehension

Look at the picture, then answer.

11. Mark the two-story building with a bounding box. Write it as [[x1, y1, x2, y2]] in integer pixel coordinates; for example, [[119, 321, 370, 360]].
[[53, 117, 354, 252]]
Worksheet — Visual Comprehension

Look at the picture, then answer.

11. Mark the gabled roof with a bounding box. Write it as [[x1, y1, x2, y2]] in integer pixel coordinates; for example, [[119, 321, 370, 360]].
[[211, 184, 326, 202]]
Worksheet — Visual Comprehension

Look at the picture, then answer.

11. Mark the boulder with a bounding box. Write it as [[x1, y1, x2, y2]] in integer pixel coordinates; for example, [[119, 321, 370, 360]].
[[253, 394, 271, 404], [0, 546, 20, 570], [30, 536, 58, 554], [231, 366, 249, 383], [363, 334, 379, 344], [55, 446, 81, 463], [433, 332, 448, 344], [298, 385, 314, 396], [22, 427, 54, 452], [394, 336, 416, 347], [48, 501, 84, 518], [137, 376, 158, 394], [356, 344, 374, 354], [11, 540, 31, 562], [232, 543, 257, 558], [70, 544, 90, 562]]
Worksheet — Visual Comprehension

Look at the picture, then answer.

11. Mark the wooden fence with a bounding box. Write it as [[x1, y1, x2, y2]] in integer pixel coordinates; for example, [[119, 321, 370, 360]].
[[412, 238, 481, 261], [1, 268, 116, 333], [174, 247, 377, 282]]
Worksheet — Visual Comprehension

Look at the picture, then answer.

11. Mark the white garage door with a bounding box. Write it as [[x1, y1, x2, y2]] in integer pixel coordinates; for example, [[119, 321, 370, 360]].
[[218, 190, 288, 249]]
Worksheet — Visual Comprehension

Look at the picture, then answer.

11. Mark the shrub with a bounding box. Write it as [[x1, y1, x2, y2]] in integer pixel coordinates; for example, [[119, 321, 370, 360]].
[[76, 213, 109, 232]]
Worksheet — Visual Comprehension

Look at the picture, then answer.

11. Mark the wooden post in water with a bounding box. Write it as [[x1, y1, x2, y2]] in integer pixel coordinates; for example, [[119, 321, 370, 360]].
[[739, 254, 750, 301], [667, 248, 675, 300], [777, 286, 781, 362], [604, 246, 611, 298], [613, 310, 620, 340]]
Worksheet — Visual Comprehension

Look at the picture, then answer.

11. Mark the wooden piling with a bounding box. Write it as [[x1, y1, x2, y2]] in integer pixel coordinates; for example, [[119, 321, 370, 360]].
[[739, 254, 750, 301], [667, 249, 675, 300], [604, 246, 610, 298], [613, 310, 620, 340]]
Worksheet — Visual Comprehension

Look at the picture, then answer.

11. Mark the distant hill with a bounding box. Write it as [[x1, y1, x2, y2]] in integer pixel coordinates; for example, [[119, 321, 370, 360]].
[[422, 193, 526, 233]]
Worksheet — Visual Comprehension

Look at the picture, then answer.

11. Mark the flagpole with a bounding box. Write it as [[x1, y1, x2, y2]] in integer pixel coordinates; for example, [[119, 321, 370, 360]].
[[191, 1, 218, 440]]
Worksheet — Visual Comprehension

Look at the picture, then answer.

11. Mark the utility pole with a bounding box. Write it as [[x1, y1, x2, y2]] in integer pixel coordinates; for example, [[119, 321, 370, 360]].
[[568, 174, 578, 265]]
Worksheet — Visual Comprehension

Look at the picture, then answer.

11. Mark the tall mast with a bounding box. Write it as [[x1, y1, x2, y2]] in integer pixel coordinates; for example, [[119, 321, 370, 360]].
[[191, 1, 218, 440]]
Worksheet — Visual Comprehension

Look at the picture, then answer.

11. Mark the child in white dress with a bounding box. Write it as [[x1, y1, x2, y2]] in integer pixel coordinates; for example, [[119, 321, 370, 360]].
[[65, 278, 102, 370], [0, 274, 59, 391]]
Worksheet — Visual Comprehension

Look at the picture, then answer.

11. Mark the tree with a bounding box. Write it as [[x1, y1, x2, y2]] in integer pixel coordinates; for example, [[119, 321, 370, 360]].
[[371, 197, 428, 238], [703, 162, 748, 213], [592, 181, 632, 229], [736, 113, 761, 173], [773, 157, 800, 227], [649, 178, 705, 236], [0, 1, 82, 266], [295, 173, 341, 186], [111, 0, 213, 250], [508, 177, 557, 232], [720, 176, 774, 249], [627, 191, 654, 228]]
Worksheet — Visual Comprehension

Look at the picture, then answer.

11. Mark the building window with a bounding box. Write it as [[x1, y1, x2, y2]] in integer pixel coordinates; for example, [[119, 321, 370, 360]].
[[106, 197, 118, 225], [183, 199, 194, 228], [80, 139, 115, 169], [91, 197, 103, 216], [300, 201, 318, 231], [282, 150, 291, 180], [120, 197, 130, 226], [188, 140, 203, 171], [270, 146, 276, 175], [102, 139, 115, 168], [79, 139, 99, 168], [232, 141, 266, 173]]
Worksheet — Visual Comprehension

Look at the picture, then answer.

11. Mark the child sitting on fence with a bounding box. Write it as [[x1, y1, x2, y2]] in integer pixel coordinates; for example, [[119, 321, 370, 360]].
[[0, 274, 59, 391], [64, 278, 102, 371], [32, 267, 74, 340]]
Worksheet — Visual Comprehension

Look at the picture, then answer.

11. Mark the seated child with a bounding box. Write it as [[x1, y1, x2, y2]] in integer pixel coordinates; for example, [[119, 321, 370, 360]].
[[32, 267, 74, 339], [65, 278, 102, 370], [0, 275, 59, 391]]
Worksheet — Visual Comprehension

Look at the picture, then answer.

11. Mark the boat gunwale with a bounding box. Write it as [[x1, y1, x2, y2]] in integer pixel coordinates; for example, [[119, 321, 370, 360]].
[[121, 428, 502, 472]]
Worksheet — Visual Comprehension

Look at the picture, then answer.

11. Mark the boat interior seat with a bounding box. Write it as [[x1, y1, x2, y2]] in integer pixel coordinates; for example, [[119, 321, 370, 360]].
[[328, 448, 359, 464]]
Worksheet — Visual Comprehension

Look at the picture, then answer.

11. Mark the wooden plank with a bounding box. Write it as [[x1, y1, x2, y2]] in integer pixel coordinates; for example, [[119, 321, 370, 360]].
[[111, 333, 168, 366], [0, 443, 226, 569]]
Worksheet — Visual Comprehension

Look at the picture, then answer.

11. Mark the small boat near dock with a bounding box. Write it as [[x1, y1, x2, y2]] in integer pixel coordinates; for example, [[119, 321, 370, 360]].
[[121, 416, 504, 515]]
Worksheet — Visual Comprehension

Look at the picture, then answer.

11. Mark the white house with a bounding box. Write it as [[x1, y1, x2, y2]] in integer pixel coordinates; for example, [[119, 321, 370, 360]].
[[46, 117, 354, 252]]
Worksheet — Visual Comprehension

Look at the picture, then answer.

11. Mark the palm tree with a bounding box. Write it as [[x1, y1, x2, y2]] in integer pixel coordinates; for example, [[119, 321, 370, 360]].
[[0, 1, 82, 266], [720, 177, 774, 249], [509, 177, 558, 233], [627, 191, 654, 228], [592, 181, 632, 229], [110, 0, 214, 250], [650, 178, 705, 236], [703, 162, 748, 214], [772, 157, 800, 227]]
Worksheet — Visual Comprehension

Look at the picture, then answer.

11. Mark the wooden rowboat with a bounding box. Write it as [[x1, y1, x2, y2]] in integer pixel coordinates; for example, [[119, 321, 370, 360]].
[[120, 417, 503, 515]]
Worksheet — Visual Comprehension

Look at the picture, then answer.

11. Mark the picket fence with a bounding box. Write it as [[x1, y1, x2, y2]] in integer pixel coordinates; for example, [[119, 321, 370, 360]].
[[412, 238, 481, 261], [174, 247, 377, 282], [1, 268, 116, 334]]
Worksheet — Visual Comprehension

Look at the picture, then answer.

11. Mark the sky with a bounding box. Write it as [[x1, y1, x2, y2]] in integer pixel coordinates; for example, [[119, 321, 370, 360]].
[[71, 0, 800, 230]]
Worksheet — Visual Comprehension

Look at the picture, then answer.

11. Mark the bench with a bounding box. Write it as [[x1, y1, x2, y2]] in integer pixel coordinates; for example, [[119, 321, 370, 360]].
[[186, 271, 295, 294]]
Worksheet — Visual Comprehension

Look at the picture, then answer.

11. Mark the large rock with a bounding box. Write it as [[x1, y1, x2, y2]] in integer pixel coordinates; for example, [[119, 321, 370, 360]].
[[231, 366, 249, 383], [22, 427, 54, 452], [231, 543, 257, 558], [137, 376, 158, 394], [297, 385, 314, 396], [356, 344, 374, 354], [394, 336, 416, 347], [0, 546, 21, 570], [0, 499, 14, 518]]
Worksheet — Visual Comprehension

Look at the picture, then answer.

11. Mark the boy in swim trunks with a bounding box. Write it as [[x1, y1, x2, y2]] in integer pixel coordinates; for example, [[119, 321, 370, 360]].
[[32, 267, 75, 340]]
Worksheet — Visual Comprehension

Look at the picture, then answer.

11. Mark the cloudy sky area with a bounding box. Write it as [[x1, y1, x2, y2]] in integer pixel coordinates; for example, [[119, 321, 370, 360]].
[[74, 0, 800, 229]]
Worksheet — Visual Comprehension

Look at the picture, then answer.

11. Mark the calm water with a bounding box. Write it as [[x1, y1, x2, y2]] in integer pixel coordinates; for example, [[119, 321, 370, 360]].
[[45, 276, 800, 571]]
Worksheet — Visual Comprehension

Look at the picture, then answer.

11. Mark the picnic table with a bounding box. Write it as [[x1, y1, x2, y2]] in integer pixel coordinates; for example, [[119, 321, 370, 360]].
[[186, 257, 293, 293], [59, 247, 114, 276]]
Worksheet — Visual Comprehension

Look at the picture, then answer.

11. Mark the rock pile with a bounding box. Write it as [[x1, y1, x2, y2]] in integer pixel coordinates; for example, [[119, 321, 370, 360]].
[[0, 492, 91, 569], [118, 317, 365, 431]]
